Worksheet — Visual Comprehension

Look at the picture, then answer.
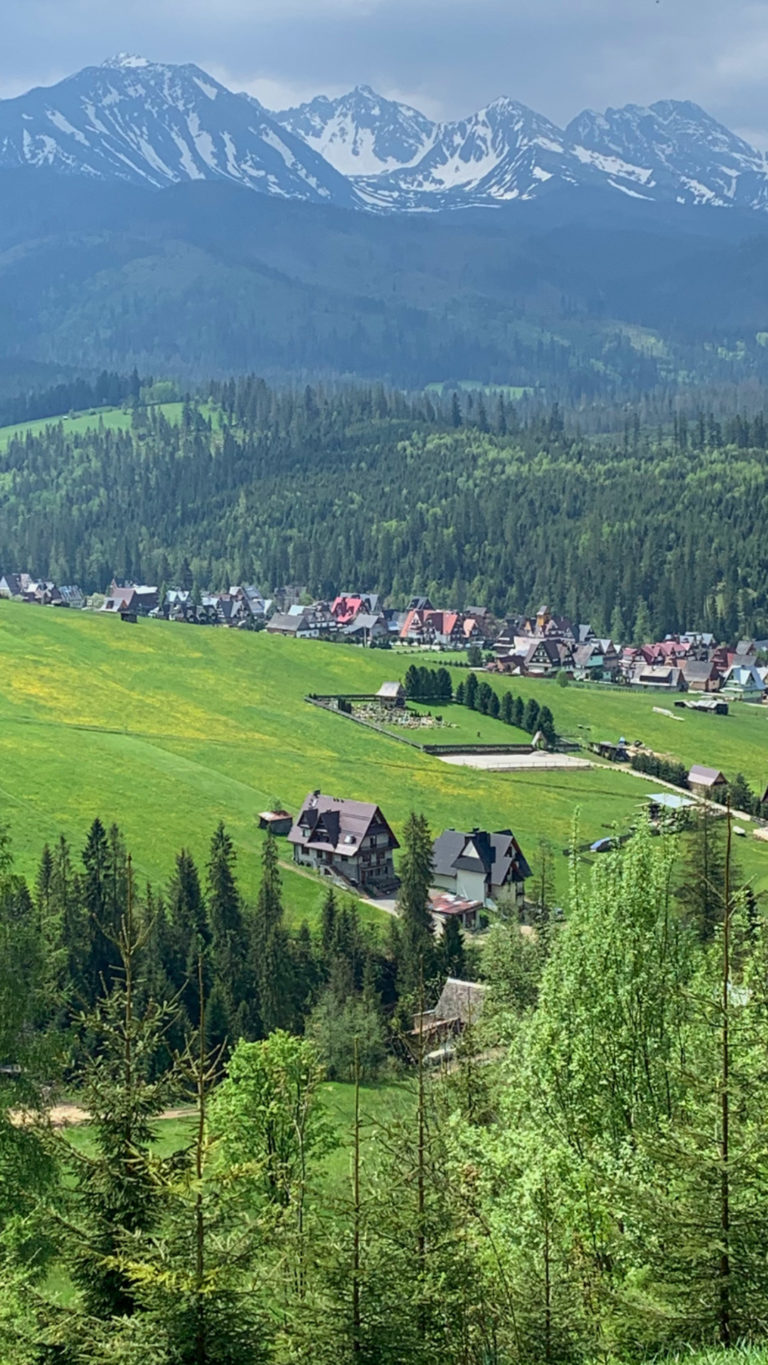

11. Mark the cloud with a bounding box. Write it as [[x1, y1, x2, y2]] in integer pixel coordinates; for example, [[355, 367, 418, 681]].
[[2, 0, 768, 146]]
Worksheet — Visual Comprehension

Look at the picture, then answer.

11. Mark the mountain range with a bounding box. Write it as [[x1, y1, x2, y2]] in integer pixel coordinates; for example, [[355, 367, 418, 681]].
[[2, 55, 768, 216], [3, 56, 768, 395]]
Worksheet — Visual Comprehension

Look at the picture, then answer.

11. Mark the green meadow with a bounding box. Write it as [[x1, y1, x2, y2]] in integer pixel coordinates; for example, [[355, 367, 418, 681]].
[[1, 604, 767, 917], [0, 401, 195, 450]]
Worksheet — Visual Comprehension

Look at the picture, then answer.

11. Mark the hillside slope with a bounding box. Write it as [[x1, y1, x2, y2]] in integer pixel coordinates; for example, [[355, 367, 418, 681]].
[[2, 172, 768, 388], [0, 607, 767, 913]]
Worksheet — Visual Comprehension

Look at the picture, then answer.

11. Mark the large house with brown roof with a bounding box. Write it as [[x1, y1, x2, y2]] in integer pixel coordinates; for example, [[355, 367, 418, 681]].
[[288, 792, 399, 890]]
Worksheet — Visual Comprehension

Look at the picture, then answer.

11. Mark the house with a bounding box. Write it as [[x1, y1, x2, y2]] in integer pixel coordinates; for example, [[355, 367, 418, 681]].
[[721, 664, 766, 703], [0, 573, 24, 598], [265, 611, 307, 637], [683, 659, 722, 693], [288, 792, 399, 890], [688, 764, 728, 797], [258, 810, 294, 837], [632, 664, 687, 691], [521, 638, 571, 677], [58, 585, 85, 609], [432, 828, 532, 909], [573, 639, 620, 682], [105, 582, 158, 614], [430, 893, 482, 932], [343, 612, 389, 645], [377, 681, 406, 707]]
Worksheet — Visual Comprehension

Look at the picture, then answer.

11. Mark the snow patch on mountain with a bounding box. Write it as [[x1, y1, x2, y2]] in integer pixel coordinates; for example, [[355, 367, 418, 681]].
[[0, 56, 361, 204], [275, 85, 436, 176]]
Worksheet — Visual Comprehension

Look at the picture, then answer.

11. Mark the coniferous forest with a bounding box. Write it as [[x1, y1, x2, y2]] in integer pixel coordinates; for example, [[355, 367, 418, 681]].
[[0, 804, 766, 1362], [2, 375, 768, 636]]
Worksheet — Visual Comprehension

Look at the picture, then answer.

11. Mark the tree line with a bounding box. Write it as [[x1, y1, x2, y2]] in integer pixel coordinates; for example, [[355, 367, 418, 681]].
[[1, 806, 767, 1361], [404, 665, 556, 745], [3, 375, 768, 638]]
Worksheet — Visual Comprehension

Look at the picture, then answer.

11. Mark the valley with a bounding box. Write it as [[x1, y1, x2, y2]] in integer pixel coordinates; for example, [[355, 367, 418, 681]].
[[1, 603, 766, 912]]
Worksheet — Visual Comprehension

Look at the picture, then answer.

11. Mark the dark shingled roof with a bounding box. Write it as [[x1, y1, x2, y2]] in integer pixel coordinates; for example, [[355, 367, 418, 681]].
[[432, 829, 532, 886], [288, 793, 399, 856]]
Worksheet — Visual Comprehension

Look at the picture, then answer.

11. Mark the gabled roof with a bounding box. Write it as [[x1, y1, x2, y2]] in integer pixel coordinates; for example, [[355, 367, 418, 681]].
[[378, 681, 405, 698], [432, 828, 532, 886], [689, 764, 727, 786], [433, 978, 488, 1024], [289, 793, 399, 856]]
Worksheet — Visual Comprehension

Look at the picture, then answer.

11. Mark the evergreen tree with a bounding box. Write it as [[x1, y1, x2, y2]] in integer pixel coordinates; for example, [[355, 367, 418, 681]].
[[439, 917, 466, 980], [464, 672, 478, 710], [251, 832, 292, 1035], [168, 849, 210, 1029], [48, 859, 172, 1333], [523, 697, 541, 734], [206, 822, 247, 1046], [677, 806, 728, 942], [395, 813, 435, 999], [538, 705, 556, 748]]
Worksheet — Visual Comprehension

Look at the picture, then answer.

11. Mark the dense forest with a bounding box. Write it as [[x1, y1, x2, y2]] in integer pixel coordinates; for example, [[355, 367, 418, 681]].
[[3, 376, 768, 637], [1, 803, 765, 1362]]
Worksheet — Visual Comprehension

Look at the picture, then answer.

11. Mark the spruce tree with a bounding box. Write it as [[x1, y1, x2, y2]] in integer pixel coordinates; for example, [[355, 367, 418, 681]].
[[395, 813, 435, 999], [251, 832, 292, 1035], [206, 822, 247, 1046], [50, 858, 172, 1330]]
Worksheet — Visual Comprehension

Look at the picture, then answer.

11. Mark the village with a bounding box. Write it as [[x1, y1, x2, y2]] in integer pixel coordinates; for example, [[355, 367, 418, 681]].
[[2, 574, 767, 703]]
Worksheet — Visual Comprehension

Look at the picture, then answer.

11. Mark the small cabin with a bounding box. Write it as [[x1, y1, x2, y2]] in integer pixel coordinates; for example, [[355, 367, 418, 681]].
[[377, 681, 406, 708], [259, 810, 294, 837]]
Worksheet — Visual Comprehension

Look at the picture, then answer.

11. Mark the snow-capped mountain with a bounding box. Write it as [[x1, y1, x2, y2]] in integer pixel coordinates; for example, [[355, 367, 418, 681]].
[[352, 94, 768, 211], [565, 101, 768, 210], [0, 54, 360, 204], [274, 85, 436, 176], [2, 58, 768, 218], [353, 97, 586, 208]]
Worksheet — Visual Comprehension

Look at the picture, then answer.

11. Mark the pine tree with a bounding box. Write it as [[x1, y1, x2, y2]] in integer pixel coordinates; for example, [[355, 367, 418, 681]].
[[464, 672, 478, 710], [677, 806, 728, 942], [50, 858, 172, 1328], [523, 697, 541, 734], [166, 849, 211, 1032], [251, 832, 292, 1035], [439, 917, 466, 979], [112, 955, 268, 1364], [395, 813, 435, 999], [206, 823, 247, 1047]]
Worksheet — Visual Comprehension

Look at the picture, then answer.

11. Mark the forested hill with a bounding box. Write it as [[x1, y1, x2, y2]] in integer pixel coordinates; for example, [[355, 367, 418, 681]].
[[2, 378, 767, 639], [5, 169, 768, 396]]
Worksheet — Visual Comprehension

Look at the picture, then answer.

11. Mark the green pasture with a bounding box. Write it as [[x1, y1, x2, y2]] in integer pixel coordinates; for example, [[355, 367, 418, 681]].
[[0, 401, 196, 450], [0, 605, 767, 912]]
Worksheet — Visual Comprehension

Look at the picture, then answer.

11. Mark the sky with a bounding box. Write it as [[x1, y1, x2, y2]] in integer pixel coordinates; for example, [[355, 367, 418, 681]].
[[2, 0, 768, 147]]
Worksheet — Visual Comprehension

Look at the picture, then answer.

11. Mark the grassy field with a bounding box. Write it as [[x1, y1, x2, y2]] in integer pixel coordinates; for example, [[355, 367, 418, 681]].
[[0, 401, 214, 450], [1, 605, 767, 914]]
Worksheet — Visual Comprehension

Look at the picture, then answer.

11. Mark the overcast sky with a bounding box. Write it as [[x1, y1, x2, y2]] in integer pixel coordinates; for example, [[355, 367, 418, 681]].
[[3, 0, 768, 146]]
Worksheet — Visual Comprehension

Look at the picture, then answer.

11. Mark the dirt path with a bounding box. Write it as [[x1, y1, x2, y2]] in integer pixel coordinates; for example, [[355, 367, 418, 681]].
[[11, 1104, 196, 1129]]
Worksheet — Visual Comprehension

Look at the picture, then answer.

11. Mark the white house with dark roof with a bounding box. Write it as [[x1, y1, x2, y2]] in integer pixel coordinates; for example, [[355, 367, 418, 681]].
[[288, 792, 399, 890], [431, 828, 532, 909]]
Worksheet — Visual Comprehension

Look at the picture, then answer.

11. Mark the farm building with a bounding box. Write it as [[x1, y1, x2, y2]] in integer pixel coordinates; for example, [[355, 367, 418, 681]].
[[688, 764, 728, 797], [377, 681, 406, 707], [258, 810, 294, 837]]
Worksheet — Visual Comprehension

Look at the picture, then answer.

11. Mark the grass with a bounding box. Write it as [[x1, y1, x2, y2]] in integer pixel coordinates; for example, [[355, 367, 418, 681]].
[[60, 1079, 411, 1192], [0, 401, 226, 451], [0, 605, 767, 910], [375, 699, 531, 746]]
